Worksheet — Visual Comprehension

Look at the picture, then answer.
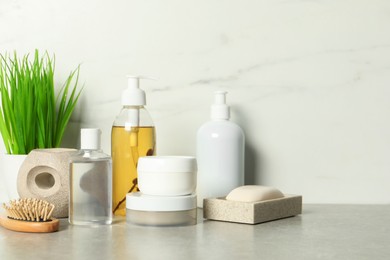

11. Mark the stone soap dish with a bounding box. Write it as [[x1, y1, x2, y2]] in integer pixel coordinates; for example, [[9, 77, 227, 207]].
[[203, 185, 302, 225]]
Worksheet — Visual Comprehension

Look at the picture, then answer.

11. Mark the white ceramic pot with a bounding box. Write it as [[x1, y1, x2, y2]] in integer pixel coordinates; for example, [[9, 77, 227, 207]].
[[0, 154, 27, 201]]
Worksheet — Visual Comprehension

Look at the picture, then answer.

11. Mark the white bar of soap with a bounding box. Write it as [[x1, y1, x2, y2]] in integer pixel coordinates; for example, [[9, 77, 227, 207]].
[[226, 185, 284, 202]]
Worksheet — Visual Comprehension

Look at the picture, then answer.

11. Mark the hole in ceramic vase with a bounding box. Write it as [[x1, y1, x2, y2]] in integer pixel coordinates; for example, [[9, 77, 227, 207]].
[[35, 172, 55, 189]]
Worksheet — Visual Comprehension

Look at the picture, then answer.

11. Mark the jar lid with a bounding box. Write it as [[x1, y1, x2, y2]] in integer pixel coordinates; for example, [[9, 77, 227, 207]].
[[137, 156, 197, 173], [126, 192, 197, 211]]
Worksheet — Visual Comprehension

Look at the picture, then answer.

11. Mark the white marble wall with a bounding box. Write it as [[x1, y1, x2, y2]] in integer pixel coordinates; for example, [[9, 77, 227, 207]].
[[1, 0, 389, 204]]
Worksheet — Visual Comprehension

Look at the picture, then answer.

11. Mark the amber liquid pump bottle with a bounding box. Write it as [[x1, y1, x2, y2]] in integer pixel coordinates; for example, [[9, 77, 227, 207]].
[[112, 76, 156, 216]]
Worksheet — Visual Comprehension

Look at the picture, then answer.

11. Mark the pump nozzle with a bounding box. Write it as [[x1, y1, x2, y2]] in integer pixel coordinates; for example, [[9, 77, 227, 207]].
[[126, 76, 139, 90], [122, 76, 144, 106], [214, 91, 227, 105], [211, 91, 230, 120]]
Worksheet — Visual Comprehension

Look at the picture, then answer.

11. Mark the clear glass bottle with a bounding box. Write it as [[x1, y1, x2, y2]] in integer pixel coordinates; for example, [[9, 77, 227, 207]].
[[69, 128, 113, 225], [112, 76, 156, 216]]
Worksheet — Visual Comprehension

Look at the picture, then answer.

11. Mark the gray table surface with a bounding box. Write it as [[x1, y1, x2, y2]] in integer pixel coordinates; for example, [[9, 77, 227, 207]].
[[0, 204, 389, 260]]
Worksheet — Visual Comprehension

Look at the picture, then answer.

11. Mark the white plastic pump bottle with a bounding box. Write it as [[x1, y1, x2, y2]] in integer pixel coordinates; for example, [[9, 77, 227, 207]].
[[196, 91, 245, 207]]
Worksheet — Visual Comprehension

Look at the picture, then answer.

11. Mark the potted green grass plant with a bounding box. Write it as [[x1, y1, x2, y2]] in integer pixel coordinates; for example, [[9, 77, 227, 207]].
[[0, 50, 82, 199]]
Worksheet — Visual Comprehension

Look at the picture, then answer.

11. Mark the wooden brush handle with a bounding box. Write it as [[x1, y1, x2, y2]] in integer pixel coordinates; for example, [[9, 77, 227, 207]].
[[0, 215, 59, 233]]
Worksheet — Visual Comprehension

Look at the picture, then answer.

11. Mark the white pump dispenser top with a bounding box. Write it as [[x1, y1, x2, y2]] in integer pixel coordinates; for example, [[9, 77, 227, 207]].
[[211, 91, 230, 120], [121, 76, 146, 106]]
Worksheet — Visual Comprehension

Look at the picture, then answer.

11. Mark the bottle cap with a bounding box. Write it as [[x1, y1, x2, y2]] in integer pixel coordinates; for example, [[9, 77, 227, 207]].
[[80, 128, 101, 150], [211, 91, 230, 120]]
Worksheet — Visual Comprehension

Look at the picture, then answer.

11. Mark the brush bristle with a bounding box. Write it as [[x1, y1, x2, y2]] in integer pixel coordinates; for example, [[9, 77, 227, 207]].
[[2, 198, 55, 222]]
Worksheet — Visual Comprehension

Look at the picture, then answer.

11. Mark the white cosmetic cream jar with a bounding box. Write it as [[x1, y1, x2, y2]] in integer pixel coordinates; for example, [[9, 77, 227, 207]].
[[137, 156, 197, 196], [126, 192, 197, 226]]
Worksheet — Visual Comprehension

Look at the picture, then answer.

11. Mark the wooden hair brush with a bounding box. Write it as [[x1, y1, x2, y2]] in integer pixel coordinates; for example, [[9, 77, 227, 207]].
[[0, 198, 59, 233]]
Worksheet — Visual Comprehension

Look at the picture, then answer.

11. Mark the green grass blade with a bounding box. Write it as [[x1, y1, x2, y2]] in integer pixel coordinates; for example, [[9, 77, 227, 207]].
[[54, 65, 82, 147], [0, 50, 82, 154]]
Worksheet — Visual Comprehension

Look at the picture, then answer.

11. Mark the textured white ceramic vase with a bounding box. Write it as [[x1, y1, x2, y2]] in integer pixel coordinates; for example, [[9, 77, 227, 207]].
[[17, 148, 77, 218]]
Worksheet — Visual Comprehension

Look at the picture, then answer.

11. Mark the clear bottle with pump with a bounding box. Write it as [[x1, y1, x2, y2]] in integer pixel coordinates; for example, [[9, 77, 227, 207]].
[[196, 91, 245, 207], [112, 76, 156, 216], [69, 128, 112, 225]]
